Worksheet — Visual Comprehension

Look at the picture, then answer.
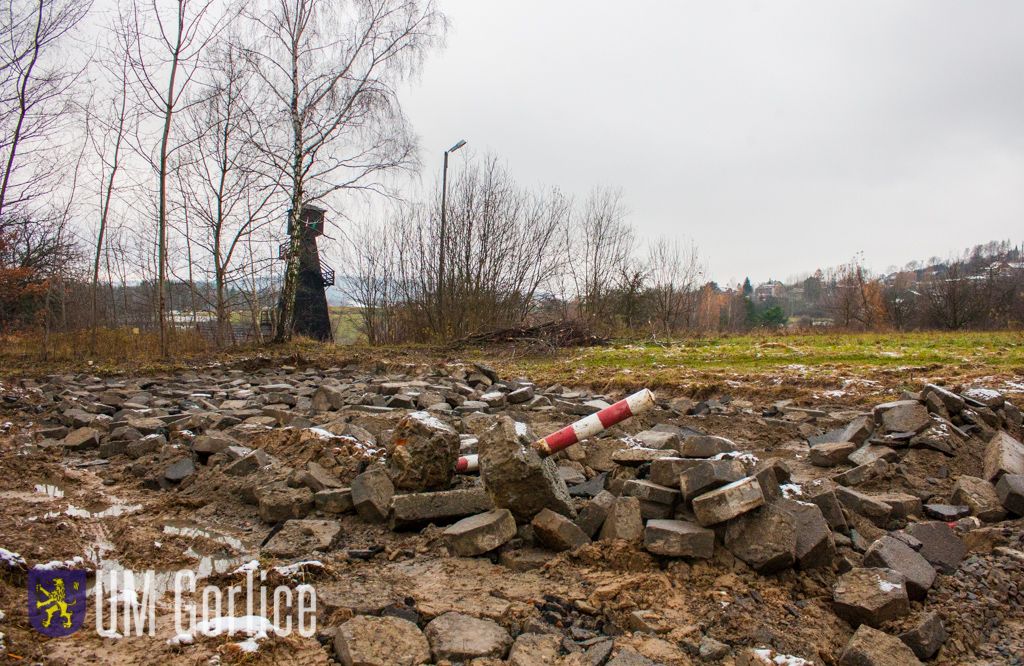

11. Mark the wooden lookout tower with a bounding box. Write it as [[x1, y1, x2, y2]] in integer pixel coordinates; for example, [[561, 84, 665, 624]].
[[278, 205, 334, 341]]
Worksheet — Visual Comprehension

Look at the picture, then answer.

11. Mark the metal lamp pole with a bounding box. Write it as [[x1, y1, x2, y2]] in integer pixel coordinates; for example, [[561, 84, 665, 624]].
[[438, 138, 466, 336]]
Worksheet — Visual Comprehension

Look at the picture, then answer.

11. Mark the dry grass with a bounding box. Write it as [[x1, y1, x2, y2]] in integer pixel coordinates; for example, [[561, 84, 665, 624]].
[[2, 328, 1021, 406]]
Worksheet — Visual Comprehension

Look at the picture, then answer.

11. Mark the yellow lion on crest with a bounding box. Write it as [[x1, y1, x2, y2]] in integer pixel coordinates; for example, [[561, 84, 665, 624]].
[[36, 577, 78, 629]]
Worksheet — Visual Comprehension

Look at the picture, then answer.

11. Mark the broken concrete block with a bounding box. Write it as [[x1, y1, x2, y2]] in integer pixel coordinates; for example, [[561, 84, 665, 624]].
[[835, 486, 891, 527], [848, 443, 898, 467], [633, 429, 680, 450], [257, 483, 314, 523], [839, 625, 923, 666], [310, 385, 346, 411], [62, 427, 101, 451], [263, 519, 341, 557], [599, 496, 644, 542], [995, 473, 1024, 515], [875, 492, 922, 520], [334, 615, 430, 666], [576, 490, 615, 537], [833, 567, 910, 627], [839, 415, 874, 445], [567, 471, 606, 498], [532, 508, 591, 551], [951, 475, 1007, 522], [832, 458, 888, 487], [478, 416, 575, 521], [983, 431, 1024, 482], [351, 468, 394, 523], [443, 509, 517, 556], [643, 519, 714, 558], [905, 522, 965, 574], [649, 457, 703, 487], [386, 411, 460, 491], [810, 441, 857, 467], [874, 400, 930, 434], [802, 478, 847, 531], [963, 387, 1004, 409], [753, 465, 782, 503], [923, 503, 970, 520], [314, 488, 354, 514], [164, 457, 195, 483], [622, 479, 679, 506], [898, 611, 946, 661], [679, 435, 736, 458], [692, 476, 764, 526], [679, 459, 745, 501], [611, 447, 676, 465], [778, 498, 835, 569], [724, 503, 798, 572], [863, 536, 936, 600], [582, 438, 628, 472], [192, 433, 237, 455], [923, 384, 965, 414], [506, 385, 534, 404], [224, 449, 271, 476], [508, 632, 561, 666], [390, 487, 494, 530], [424, 612, 512, 661]]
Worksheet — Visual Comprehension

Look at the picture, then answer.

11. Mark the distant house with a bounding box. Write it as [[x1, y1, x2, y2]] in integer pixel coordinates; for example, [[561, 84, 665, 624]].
[[754, 280, 784, 302]]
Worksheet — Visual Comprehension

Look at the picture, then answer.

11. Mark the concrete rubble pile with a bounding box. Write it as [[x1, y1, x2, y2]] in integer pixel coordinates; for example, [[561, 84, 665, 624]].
[[3, 361, 1024, 665]]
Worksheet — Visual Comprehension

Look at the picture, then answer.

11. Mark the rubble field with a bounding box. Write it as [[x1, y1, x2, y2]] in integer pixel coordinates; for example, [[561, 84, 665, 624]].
[[0, 358, 1022, 665]]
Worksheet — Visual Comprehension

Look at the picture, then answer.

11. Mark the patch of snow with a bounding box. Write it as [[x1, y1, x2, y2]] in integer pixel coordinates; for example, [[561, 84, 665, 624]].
[[232, 560, 260, 575], [711, 451, 760, 465], [167, 632, 194, 647], [305, 427, 338, 440], [407, 411, 455, 432], [0, 548, 26, 568], [781, 483, 803, 498], [235, 636, 261, 652], [751, 649, 814, 666], [821, 390, 847, 398], [195, 614, 276, 639], [965, 388, 1001, 400], [34, 556, 85, 570], [877, 576, 902, 593], [514, 421, 529, 438], [273, 560, 324, 577]]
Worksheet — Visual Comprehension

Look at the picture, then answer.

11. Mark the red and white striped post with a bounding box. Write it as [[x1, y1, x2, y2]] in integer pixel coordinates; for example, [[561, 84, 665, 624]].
[[532, 388, 657, 457], [455, 453, 478, 473], [454, 389, 657, 472]]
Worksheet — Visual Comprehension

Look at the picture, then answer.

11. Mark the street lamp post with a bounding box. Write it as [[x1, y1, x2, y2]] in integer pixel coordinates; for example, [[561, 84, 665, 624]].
[[438, 138, 466, 336]]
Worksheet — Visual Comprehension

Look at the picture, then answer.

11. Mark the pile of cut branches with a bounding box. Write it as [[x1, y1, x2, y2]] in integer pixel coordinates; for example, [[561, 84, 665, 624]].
[[453, 320, 607, 349]]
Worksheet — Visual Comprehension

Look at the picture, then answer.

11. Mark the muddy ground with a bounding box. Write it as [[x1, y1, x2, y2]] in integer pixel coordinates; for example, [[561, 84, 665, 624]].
[[0, 356, 1021, 665]]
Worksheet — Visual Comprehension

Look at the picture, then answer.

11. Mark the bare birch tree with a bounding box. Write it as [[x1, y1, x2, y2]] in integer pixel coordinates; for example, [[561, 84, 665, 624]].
[[239, 0, 445, 342], [120, 0, 226, 356]]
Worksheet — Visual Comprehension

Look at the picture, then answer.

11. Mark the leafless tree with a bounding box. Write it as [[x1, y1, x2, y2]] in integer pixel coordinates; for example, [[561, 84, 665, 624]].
[[647, 236, 704, 333], [177, 43, 276, 345], [922, 261, 985, 329], [0, 0, 92, 218], [568, 187, 634, 326], [120, 0, 226, 356], [239, 0, 445, 342]]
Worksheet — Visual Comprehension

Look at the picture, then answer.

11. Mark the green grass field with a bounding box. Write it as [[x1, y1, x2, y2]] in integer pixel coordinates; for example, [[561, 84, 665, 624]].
[[470, 331, 1024, 403]]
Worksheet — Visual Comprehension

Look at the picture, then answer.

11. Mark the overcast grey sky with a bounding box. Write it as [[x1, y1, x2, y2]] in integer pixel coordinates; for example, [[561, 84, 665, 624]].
[[398, 0, 1024, 286]]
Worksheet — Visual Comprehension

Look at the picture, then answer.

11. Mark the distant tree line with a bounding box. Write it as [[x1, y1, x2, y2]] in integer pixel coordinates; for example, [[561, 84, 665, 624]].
[[1, 1, 1019, 352]]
